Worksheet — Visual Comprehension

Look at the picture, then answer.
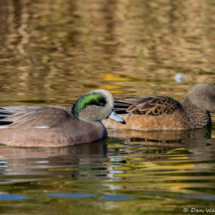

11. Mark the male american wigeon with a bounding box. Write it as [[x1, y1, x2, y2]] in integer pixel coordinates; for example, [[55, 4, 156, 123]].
[[0, 89, 125, 147], [103, 83, 215, 131]]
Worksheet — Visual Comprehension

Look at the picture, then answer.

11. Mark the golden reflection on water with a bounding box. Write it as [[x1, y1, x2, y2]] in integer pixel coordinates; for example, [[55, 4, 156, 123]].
[[0, 0, 215, 105]]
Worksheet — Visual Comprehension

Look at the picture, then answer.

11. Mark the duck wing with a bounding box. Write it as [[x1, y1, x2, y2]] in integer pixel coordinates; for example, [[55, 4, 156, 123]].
[[0, 106, 73, 128], [114, 96, 183, 116]]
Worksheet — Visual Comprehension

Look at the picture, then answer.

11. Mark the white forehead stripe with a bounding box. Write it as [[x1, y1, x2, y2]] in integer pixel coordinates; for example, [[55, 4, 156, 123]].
[[91, 89, 114, 106]]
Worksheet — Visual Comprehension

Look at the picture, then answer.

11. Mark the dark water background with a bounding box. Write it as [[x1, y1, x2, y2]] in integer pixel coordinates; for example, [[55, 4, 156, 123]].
[[1, 0, 215, 214]]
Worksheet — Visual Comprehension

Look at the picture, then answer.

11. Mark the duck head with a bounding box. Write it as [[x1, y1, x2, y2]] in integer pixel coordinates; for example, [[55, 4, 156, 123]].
[[72, 89, 126, 125]]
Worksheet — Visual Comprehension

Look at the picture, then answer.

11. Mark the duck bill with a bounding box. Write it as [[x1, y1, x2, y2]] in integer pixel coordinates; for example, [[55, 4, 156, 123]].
[[108, 111, 126, 124]]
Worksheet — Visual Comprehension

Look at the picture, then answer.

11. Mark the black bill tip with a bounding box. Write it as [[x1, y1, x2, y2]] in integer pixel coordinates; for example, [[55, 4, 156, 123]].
[[120, 120, 126, 124]]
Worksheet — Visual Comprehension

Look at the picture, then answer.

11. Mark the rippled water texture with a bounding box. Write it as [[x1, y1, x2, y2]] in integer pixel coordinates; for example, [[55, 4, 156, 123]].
[[0, 0, 215, 214]]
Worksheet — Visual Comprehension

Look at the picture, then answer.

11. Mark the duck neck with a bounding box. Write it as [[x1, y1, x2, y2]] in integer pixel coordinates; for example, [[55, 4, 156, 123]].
[[182, 97, 211, 128], [77, 110, 103, 126]]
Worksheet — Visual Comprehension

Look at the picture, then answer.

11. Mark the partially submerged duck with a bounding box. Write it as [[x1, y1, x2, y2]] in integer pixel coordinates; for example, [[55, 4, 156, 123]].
[[0, 89, 125, 147], [103, 83, 215, 131]]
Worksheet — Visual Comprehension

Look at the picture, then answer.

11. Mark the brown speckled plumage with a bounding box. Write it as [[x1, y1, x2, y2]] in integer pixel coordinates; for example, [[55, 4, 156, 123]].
[[103, 84, 215, 131]]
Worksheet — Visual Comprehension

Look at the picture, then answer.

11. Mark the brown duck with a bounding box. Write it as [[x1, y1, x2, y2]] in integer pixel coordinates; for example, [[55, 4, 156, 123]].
[[0, 89, 125, 147], [103, 83, 215, 131]]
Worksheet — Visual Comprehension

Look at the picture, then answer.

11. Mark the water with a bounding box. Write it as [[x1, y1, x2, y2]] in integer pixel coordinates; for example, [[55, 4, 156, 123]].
[[0, 0, 215, 214], [0, 130, 215, 214]]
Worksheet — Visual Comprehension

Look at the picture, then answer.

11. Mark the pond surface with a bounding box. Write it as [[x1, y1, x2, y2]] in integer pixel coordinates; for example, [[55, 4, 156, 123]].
[[0, 0, 215, 214]]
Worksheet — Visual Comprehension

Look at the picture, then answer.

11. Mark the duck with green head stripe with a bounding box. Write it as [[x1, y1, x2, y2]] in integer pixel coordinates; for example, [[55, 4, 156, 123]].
[[72, 89, 125, 126], [0, 89, 125, 147]]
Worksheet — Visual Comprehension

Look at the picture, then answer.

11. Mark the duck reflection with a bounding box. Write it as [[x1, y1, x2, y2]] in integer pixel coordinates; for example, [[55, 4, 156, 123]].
[[108, 127, 211, 145], [107, 127, 215, 159], [0, 127, 214, 183], [0, 141, 108, 180]]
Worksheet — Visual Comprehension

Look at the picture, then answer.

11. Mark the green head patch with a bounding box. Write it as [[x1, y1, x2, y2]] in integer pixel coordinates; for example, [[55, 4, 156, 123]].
[[72, 93, 107, 117]]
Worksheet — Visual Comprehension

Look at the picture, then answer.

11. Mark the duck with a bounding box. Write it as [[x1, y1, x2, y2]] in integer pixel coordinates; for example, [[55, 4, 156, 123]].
[[102, 83, 215, 131], [0, 89, 125, 147]]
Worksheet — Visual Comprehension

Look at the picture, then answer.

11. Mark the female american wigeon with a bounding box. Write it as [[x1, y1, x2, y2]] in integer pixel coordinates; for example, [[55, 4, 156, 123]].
[[0, 89, 125, 147], [103, 83, 215, 131]]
